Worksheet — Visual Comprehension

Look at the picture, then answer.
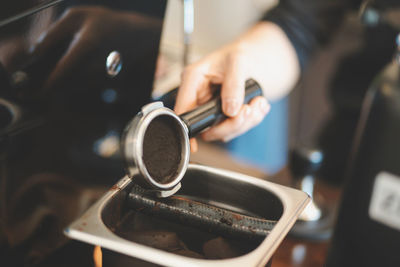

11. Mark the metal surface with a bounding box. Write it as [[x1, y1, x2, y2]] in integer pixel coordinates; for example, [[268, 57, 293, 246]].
[[127, 184, 277, 241], [297, 175, 322, 221], [0, 99, 22, 129], [289, 147, 334, 240], [65, 164, 310, 266], [122, 101, 190, 194], [396, 33, 400, 65], [106, 51, 122, 77], [182, 0, 194, 66], [289, 148, 323, 221]]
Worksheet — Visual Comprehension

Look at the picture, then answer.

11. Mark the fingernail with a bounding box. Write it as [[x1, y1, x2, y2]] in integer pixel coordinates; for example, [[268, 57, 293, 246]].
[[223, 98, 240, 117], [259, 99, 271, 114]]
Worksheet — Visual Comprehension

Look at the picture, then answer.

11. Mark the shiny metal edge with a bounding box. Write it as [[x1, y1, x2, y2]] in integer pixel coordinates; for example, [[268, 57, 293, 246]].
[[65, 164, 310, 267], [0, 0, 65, 28], [123, 105, 190, 191]]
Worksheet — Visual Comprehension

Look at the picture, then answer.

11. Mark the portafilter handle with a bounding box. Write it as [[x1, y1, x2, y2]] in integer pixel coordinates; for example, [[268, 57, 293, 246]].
[[180, 79, 263, 137]]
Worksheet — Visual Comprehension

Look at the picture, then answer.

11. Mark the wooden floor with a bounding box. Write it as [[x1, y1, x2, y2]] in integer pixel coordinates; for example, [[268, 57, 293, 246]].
[[273, 236, 329, 267]]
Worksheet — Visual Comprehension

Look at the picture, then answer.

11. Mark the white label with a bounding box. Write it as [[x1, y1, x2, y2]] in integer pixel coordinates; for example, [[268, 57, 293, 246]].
[[369, 172, 400, 231]]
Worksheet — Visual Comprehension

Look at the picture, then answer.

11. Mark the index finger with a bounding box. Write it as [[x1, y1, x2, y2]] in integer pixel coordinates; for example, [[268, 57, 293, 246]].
[[174, 65, 208, 115], [220, 54, 246, 117]]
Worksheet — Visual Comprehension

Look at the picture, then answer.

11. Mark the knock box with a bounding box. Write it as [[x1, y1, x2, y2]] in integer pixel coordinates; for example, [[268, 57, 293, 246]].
[[65, 164, 309, 266]]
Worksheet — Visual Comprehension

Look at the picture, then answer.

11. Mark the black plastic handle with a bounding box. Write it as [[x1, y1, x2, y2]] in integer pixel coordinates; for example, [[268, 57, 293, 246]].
[[180, 79, 263, 138]]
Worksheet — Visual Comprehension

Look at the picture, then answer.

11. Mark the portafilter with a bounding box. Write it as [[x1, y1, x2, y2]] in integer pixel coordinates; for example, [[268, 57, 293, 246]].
[[122, 79, 263, 197]]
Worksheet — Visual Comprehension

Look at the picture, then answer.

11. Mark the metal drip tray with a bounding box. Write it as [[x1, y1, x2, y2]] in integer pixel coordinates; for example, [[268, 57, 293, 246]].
[[65, 164, 309, 266]]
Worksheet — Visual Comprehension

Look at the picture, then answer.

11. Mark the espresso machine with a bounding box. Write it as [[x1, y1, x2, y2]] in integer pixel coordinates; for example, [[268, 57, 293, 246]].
[[325, 33, 400, 267], [287, 2, 400, 265], [0, 1, 311, 266], [0, 0, 166, 265]]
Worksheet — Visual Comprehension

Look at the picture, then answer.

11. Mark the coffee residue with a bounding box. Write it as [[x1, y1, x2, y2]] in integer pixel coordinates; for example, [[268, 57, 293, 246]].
[[113, 210, 257, 262], [142, 115, 182, 184]]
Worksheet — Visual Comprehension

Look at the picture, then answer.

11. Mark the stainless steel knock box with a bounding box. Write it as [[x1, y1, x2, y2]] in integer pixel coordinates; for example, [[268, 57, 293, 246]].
[[65, 164, 310, 266]]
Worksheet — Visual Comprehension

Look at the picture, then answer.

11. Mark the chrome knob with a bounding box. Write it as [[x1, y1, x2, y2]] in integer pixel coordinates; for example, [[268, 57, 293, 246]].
[[396, 34, 400, 65], [106, 51, 122, 77]]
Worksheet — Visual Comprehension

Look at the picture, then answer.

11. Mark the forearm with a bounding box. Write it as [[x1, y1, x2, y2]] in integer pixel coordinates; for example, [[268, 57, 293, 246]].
[[230, 22, 300, 100]]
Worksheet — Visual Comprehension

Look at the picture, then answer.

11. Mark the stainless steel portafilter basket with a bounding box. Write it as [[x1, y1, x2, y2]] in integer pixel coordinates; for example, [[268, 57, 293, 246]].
[[122, 101, 190, 197], [122, 79, 263, 197]]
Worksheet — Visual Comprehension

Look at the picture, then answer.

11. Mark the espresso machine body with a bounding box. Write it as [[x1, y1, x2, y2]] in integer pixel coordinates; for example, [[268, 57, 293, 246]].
[[0, 1, 166, 265], [326, 54, 400, 266]]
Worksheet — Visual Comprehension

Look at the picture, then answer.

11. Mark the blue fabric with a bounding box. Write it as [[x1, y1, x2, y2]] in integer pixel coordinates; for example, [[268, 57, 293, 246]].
[[224, 96, 288, 174]]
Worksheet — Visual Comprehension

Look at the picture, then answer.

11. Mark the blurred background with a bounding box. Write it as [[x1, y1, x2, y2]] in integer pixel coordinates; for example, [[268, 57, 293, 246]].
[[1, 0, 400, 266]]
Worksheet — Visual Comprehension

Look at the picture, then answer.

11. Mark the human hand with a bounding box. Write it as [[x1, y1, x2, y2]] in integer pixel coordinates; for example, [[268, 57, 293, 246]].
[[174, 22, 300, 151]]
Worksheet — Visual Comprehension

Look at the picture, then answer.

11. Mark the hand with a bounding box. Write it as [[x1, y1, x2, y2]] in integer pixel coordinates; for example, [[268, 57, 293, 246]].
[[174, 22, 300, 151]]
